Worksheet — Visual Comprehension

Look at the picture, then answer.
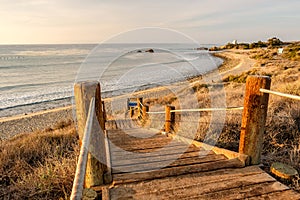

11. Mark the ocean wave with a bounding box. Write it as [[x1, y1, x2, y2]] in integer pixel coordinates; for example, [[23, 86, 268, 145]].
[[0, 96, 72, 111], [0, 80, 71, 92], [0, 44, 222, 115], [0, 87, 73, 110], [0, 60, 83, 70]]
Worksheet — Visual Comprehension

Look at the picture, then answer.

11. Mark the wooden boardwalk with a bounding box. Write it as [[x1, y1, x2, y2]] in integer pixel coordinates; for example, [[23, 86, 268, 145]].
[[94, 121, 300, 200], [71, 77, 300, 200]]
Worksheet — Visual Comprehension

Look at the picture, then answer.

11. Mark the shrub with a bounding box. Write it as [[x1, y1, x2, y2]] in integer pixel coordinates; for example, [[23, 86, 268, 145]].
[[283, 43, 300, 61]]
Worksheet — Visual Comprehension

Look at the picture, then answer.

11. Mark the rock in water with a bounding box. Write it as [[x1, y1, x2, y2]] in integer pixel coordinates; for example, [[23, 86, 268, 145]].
[[145, 49, 154, 53]]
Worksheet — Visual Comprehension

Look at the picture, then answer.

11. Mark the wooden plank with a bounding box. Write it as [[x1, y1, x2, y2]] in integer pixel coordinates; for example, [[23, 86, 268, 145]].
[[109, 139, 175, 149], [112, 154, 227, 173], [195, 181, 288, 200], [107, 130, 164, 137], [110, 171, 290, 200], [112, 150, 214, 166], [111, 145, 201, 159], [119, 170, 295, 200], [108, 132, 169, 145], [105, 119, 139, 130], [113, 158, 244, 184], [110, 166, 263, 193], [108, 134, 166, 142], [109, 166, 268, 199], [247, 189, 300, 200], [168, 133, 249, 166], [108, 136, 173, 146], [111, 149, 207, 163], [110, 143, 191, 153], [110, 142, 186, 152], [111, 146, 201, 157]]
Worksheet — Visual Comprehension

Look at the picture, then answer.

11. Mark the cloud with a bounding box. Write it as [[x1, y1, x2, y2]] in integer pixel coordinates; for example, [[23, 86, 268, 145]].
[[0, 0, 299, 43]]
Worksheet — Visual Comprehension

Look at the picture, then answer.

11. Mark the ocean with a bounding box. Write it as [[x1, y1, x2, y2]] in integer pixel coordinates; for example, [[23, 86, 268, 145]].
[[0, 43, 222, 118]]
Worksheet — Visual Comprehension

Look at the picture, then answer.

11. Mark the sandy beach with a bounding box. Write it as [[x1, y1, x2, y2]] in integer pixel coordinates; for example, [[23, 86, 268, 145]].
[[0, 106, 73, 139], [0, 50, 251, 140]]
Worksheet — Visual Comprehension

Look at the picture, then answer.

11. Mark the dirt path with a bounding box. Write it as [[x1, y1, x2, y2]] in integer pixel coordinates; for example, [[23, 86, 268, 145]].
[[189, 50, 256, 85], [219, 50, 256, 77]]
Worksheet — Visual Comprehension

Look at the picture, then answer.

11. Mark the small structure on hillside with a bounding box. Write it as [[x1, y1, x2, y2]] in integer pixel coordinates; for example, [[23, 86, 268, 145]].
[[232, 40, 238, 45]]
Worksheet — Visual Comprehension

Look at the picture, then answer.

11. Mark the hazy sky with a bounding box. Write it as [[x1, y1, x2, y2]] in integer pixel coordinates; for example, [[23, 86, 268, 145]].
[[0, 0, 299, 44]]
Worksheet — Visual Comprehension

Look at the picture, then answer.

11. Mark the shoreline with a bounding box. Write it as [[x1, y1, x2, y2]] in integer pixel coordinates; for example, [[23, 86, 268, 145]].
[[0, 50, 244, 140]]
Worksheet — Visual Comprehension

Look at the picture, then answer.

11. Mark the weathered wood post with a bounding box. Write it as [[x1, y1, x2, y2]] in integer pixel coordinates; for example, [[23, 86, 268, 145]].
[[102, 100, 106, 130], [165, 105, 175, 133], [142, 105, 149, 121], [137, 97, 143, 119], [239, 76, 271, 165], [129, 107, 134, 118], [74, 81, 106, 187]]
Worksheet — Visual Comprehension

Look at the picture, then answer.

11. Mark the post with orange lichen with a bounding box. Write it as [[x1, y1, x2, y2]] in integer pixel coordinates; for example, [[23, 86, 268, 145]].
[[165, 105, 175, 133], [239, 76, 271, 165]]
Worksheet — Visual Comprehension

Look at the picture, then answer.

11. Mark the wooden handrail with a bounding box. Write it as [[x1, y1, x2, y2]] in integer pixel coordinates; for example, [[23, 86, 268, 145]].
[[74, 81, 108, 188], [70, 98, 95, 200]]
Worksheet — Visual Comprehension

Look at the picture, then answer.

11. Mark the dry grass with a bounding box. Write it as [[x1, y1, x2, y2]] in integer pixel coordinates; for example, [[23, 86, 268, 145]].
[[0, 121, 78, 200], [218, 48, 300, 191]]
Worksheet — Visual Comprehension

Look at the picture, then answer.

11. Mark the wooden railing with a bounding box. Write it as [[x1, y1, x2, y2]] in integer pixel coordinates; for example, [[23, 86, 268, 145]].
[[70, 97, 95, 199], [70, 76, 300, 197], [143, 76, 299, 165], [71, 81, 111, 199]]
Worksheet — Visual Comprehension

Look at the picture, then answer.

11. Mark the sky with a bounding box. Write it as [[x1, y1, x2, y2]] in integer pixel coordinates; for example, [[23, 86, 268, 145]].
[[0, 0, 299, 44]]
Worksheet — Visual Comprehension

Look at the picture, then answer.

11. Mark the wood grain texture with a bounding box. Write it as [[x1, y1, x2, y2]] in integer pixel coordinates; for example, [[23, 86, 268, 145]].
[[98, 128, 299, 199], [239, 76, 271, 165], [74, 81, 106, 187]]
